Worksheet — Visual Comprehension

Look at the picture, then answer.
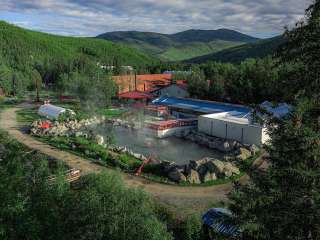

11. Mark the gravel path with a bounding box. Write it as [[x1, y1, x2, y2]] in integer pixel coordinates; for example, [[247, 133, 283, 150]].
[[0, 104, 243, 213]]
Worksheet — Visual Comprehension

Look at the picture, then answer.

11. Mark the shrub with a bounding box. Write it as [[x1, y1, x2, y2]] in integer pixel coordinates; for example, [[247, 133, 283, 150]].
[[0, 131, 173, 240], [180, 214, 203, 240]]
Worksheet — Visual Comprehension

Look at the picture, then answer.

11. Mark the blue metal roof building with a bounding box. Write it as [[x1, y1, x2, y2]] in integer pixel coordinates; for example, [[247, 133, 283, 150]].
[[152, 96, 251, 115], [202, 208, 240, 238]]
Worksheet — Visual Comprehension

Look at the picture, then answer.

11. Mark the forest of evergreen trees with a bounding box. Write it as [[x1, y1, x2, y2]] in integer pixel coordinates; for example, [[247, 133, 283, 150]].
[[0, 20, 157, 98]]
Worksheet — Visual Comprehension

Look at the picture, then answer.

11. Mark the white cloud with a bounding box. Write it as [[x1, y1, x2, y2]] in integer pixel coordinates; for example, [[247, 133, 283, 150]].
[[0, 0, 312, 37]]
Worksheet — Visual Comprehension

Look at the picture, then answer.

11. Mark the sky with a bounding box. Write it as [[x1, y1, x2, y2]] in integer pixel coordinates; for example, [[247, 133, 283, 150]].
[[0, 0, 311, 38]]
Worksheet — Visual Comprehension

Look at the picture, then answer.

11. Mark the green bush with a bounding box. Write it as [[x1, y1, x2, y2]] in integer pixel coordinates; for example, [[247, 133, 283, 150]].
[[143, 163, 164, 175], [180, 215, 203, 240]]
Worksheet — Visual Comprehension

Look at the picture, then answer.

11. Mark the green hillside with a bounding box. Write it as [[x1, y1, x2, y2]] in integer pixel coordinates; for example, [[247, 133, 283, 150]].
[[0, 21, 157, 71], [159, 40, 243, 61], [96, 29, 259, 61], [187, 36, 285, 63]]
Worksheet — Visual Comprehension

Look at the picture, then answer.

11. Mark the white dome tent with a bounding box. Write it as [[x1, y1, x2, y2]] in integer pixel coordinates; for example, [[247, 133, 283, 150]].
[[38, 103, 67, 119]]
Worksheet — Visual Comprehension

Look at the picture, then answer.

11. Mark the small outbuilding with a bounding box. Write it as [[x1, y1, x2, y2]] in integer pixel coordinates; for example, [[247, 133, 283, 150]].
[[202, 208, 240, 239], [38, 104, 66, 119]]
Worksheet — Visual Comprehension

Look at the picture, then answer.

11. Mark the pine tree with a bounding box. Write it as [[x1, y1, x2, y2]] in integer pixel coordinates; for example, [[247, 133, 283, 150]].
[[229, 1, 320, 239], [230, 99, 320, 240], [278, 0, 320, 99]]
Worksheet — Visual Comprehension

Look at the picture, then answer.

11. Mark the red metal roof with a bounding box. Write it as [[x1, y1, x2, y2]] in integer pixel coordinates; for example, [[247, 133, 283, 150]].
[[118, 91, 154, 99]]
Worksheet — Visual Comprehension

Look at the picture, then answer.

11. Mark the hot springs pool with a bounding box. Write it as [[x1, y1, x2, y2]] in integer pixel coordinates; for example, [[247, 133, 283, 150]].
[[99, 126, 223, 165]]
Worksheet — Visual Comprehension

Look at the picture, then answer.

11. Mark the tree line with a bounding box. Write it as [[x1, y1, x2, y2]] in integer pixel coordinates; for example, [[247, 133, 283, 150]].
[[166, 57, 303, 105]]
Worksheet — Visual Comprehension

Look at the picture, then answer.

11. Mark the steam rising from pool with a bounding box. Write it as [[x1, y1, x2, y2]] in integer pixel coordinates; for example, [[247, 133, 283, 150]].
[[92, 123, 223, 165]]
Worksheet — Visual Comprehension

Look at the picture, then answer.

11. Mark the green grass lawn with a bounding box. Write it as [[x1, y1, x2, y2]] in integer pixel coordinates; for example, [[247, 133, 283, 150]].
[[0, 96, 22, 109], [16, 108, 43, 124]]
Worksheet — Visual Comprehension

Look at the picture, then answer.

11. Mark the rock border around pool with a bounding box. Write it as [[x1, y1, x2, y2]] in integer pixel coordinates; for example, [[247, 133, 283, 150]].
[[30, 117, 260, 185]]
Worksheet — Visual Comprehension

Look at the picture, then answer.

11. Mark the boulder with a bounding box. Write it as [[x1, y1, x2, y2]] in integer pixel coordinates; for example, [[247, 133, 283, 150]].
[[132, 152, 142, 159], [223, 162, 240, 177], [95, 135, 104, 145], [31, 120, 39, 128], [216, 141, 233, 153], [168, 170, 187, 183], [197, 164, 208, 177], [160, 161, 177, 175], [236, 147, 252, 161], [186, 169, 201, 184], [250, 144, 260, 155], [203, 172, 217, 182], [208, 160, 225, 176], [75, 131, 84, 137], [184, 164, 192, 175], [224, 162, 240, 175], [30, 128, 39, 135], [189, 157, 210, 170], [223, 155, 236, 161]]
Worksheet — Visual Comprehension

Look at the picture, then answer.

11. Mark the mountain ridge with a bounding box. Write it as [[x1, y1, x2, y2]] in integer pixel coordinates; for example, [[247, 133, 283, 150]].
[[96, 29, 259, 61], [186, 35, 285, 63]]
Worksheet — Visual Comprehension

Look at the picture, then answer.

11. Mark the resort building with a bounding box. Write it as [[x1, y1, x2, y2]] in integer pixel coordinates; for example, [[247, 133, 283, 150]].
[[152, 96, 269, 146]]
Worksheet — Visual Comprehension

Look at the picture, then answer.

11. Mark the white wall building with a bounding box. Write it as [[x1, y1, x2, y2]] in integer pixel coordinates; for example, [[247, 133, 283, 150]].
[[198, 111, 269, 146]]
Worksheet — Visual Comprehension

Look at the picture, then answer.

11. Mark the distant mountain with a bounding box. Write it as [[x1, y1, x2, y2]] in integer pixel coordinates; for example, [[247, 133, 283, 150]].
[[96, 29, 259, 61], [187, 36, 285, 63]]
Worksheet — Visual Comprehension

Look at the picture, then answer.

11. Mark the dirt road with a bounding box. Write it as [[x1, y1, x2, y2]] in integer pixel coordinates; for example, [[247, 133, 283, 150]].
[[0, 104, 239, 213]]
